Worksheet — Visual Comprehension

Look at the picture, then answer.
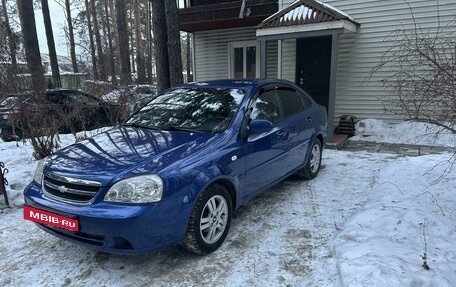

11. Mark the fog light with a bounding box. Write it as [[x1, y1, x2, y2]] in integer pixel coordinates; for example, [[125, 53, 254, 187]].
[[113, 237, 133, 249]]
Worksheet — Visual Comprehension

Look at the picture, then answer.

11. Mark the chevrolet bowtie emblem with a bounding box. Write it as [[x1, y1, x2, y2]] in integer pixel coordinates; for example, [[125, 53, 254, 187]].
[[58, 185, 68, 193]]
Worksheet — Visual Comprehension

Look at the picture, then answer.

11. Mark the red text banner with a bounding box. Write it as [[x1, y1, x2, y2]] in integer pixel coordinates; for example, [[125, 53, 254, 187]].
[[24, 205, 79, 232]]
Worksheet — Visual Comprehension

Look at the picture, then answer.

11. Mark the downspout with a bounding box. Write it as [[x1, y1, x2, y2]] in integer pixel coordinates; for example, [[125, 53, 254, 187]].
[[278, 40, 282, 79], [278, 0, 284, 78]]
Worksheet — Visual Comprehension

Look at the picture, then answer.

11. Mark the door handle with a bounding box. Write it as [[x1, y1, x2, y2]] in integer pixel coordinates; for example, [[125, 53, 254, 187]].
[[306, 117, 312, 123]]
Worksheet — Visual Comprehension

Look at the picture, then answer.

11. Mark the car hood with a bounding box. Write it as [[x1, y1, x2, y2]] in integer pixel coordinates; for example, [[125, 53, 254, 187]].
[[46, 126, 216, 186]]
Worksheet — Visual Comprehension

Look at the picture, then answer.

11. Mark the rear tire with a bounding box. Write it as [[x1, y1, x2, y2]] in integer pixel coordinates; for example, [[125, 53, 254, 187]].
[[182, 183, 232, 255], [297, 138, 322, 180]]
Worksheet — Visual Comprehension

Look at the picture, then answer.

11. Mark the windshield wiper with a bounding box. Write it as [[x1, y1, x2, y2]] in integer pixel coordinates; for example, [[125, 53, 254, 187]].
[[122, 123, 160, 130], [160, 125, 205, 133]]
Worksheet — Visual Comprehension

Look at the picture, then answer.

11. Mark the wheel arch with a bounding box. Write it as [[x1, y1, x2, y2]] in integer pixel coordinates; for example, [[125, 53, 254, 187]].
[[185, 166, 239, 211], [209, 178, 237, 210], [306, 132, 324, 160], [315, 132, 325, 147]]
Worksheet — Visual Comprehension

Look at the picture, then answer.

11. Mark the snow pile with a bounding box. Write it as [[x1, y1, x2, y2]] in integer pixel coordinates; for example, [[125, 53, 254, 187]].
[[334, 154, 456, 286], [351, 119, 456, 147], [0, 141, 36, 207]]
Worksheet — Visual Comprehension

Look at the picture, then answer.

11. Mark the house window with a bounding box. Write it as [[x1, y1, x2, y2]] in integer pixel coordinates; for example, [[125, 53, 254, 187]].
[[230, 41, 260, 79], [234, 47, 244, 79], [246, 46, 256, 79]]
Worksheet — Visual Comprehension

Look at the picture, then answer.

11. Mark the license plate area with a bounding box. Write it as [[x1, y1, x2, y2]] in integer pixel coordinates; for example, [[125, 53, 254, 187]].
[[24, 205, 79, 232]]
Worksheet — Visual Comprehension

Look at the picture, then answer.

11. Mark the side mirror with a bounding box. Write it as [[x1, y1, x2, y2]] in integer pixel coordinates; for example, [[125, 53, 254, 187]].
[[247, 119, 273, 134]]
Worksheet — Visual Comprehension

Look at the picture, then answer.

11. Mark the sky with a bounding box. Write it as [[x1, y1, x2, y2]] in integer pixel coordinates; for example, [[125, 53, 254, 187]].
[[34, 1, 71, 56], [0, 119, 455, 286]]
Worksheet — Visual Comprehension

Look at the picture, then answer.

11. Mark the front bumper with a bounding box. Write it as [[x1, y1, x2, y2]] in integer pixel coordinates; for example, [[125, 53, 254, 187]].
[[24, 182, 191, 255]]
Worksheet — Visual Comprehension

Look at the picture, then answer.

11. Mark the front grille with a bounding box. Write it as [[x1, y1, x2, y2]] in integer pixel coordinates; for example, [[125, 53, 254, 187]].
[[43, 172, 102, 204]]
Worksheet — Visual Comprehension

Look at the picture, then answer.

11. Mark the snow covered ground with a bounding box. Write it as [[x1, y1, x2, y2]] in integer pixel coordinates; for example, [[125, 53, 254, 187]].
[[0, 120, 455, 286], [352, 119, 456, 147]]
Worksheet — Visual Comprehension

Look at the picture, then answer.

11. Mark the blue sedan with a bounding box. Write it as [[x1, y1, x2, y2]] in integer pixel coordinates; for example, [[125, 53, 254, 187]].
[[23, 79, 327, 254]]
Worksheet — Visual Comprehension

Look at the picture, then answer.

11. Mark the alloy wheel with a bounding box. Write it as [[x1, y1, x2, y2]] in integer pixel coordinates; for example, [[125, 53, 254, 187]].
[[199, 195, 228, 244], [309, 143, 321, 174]]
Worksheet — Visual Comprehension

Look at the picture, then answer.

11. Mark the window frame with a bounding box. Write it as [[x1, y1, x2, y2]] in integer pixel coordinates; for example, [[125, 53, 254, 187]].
[[228, 41, 260, 79]]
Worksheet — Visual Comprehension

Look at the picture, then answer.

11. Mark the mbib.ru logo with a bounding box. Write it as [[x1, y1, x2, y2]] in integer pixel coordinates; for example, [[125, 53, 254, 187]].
[[24, 205, 79, 231]]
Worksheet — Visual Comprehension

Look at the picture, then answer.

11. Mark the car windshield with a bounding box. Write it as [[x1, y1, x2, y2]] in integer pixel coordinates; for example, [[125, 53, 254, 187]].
[[126, 87, 245, 133]]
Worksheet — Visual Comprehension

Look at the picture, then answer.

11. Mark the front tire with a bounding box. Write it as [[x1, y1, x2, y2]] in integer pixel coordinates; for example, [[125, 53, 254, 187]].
[[297, 138, 322, 180], [182, 183, 232, 254]]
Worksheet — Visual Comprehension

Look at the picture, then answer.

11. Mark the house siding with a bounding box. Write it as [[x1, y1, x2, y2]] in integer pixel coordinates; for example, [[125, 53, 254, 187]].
[[193, 28, 256, 81], [267, 41, 278, 78], [193, 27, 280, 80], [281, 0, 456, 122]]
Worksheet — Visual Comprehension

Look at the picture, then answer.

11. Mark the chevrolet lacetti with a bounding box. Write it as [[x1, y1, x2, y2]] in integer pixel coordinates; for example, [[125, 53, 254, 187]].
[[23, 79, 327, 255]]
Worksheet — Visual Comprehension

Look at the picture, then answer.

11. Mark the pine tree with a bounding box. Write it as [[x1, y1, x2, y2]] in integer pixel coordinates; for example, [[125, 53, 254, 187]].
[[17, 0, 46, 94], [41, 0, 61, 88], [151, 0, 169, 92], [115, 0, 131, 84]]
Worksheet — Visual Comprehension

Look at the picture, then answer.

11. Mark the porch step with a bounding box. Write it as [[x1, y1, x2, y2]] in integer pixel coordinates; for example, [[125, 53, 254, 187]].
[[326, 133, 349, 149]]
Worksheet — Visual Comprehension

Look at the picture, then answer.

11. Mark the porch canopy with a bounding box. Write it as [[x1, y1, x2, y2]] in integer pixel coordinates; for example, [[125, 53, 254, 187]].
[[255, 0, 359, 141], [256, 0, 359, 39]]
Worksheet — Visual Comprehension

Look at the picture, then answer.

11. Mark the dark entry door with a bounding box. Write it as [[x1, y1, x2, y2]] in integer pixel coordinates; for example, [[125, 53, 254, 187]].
[[296, 36, 332, 111]]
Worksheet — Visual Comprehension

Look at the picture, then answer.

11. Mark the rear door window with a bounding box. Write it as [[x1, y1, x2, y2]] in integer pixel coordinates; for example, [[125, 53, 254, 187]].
[[276, 87, 310, 118]]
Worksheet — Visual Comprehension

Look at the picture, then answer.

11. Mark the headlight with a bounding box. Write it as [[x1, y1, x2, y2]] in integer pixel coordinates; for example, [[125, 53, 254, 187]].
[[104, 175, 163, 203], [33, 158, 49, 184]]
